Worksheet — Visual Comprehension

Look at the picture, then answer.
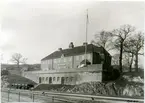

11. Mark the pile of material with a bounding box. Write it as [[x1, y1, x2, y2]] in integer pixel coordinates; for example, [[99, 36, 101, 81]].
[[1, 70, 9, 88], [34, 82, 117, 96], [1, 75, 9, 88], [123, 75, 144, 83], [122, 84, 143, 96], [114, 74, 144, 97], [34, 76, 144, 97], [66, 82, 117, 96]]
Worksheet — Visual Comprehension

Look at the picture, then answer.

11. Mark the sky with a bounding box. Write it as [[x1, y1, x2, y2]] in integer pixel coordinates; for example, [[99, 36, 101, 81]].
[[0, 0, 144, 67]]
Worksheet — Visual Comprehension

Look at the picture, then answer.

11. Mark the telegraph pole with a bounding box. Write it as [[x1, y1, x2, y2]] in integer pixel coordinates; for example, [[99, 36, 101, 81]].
[[85, 9, 89, 65], [0, 54, 3, 69]]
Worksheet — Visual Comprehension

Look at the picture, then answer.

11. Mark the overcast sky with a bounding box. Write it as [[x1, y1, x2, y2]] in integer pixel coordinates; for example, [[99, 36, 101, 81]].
[[0, 1, 144, 66]]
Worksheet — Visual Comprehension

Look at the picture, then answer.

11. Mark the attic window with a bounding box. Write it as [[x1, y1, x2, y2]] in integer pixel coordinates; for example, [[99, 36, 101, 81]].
[[100, 54, 105, 59]]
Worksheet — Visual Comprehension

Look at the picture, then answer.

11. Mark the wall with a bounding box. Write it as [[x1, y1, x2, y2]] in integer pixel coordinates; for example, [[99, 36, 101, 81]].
[[76, 72, 102, 84], [23, 64, 102, 85], [38, 72, 77, 85], [53, 56, 73, 70], [37, 64, 102, 74], [38, 71, 102, 85], [73, 53, 92, 68], [93, 52, 102, 64], [38, 64, 102, 85], [41, 53, 92, 71], [41, 59, 53, 71]]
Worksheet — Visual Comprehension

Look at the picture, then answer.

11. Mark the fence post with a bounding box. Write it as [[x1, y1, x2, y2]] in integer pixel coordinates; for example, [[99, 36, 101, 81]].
[[8, 90, 10, 102], [32, 93, 34, 102], [52, 96, 54, 102], [18, 92, 20, 102]]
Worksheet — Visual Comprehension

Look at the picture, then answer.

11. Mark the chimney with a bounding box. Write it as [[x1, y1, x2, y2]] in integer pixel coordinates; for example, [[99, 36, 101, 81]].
[[69, 42, 74, 49], [58, 48, 62, 51], [83, 42, 88, 46]]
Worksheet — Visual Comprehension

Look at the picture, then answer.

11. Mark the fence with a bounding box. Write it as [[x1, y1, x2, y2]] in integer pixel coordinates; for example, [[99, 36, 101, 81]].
[[1, 89, 144, 103]]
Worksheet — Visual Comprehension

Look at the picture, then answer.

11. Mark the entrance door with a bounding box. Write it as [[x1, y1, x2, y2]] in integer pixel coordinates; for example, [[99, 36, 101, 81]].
[[61, 77, 65, 85], [39, 77, 41, 83], [49, 77, 52, 84]]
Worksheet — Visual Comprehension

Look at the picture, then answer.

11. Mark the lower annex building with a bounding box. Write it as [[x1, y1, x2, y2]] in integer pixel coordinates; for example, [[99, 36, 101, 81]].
[[22, 42, 112, 85]]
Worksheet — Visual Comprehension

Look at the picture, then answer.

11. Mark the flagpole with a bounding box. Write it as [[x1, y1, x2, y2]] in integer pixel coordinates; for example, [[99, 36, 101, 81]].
[[85, 9, 88, 65]]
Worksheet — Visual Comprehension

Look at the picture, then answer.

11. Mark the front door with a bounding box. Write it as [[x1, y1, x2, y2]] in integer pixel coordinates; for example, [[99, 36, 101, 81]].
[[39, 77, 41, 83], [49, 77, 52, 84], [61, 77, 64, 85]]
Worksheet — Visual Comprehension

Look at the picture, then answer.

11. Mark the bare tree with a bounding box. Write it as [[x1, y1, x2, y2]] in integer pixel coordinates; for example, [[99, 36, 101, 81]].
[[111, 24, 135, 73], [122, 53, 134, 72], [91, 30, 113, 51], [123, 39, 135, 72], [124, 32, 144, 72], [10, 53, 27, 69], [112, 54, 120, 65]]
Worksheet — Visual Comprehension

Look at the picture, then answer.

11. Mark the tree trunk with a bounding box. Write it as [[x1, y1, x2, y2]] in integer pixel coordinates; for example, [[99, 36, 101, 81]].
[[135, 53, 138, 72], [129, 53, 134, 72], [17, 62, 19, 69], [119, 42, 123, 73]]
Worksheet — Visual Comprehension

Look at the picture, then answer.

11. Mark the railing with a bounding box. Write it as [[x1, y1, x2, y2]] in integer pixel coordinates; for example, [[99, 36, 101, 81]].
[[2, 88, 144, 103]]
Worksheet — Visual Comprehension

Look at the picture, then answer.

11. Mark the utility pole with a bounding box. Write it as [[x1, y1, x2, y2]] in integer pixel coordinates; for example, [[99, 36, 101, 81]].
[[85, 9, 89, 65], [0, 54, 3, 69]]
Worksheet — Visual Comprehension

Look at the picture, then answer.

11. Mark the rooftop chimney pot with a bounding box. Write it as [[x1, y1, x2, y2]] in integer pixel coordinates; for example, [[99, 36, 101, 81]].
[[69, 42, 74, 49], [83, 42, 88, 46], [58, 48, 62, 51]]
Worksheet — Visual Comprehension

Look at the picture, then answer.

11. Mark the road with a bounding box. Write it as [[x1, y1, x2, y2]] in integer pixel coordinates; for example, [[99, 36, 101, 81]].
[[1, 90, 63, 103]]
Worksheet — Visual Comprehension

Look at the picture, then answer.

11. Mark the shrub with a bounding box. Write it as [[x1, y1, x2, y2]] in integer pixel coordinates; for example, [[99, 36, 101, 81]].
[[1, 70, 9, 76]]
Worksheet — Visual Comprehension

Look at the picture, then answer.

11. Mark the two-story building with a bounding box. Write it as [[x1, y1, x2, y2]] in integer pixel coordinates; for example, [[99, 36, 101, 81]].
[[37, 42, 111, 85]]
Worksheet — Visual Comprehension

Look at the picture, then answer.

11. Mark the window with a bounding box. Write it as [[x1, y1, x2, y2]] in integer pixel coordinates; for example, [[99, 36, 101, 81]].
[[53, 77, 55, 81], [100, 54, 105, 59], [66, 77, 69, 82], [57, 77, 60, 81], [70, 77, 74, 82], [61, 54, 64, 58], [46, 77, 48, 81]]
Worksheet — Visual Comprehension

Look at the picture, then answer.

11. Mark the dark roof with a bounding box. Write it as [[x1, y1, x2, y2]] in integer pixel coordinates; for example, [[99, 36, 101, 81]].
[[41, 44, 108, 61], [7, 74, 37, 85]]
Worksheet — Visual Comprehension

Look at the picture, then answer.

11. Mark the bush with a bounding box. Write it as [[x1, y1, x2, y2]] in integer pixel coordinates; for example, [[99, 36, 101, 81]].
[[1, 70, 9, 76], [111, 69, 120, 80]]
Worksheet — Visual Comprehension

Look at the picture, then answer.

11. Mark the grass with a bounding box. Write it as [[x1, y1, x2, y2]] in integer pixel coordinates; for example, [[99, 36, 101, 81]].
[[113, 71, 144, 87], [122, 71, 144, 78]]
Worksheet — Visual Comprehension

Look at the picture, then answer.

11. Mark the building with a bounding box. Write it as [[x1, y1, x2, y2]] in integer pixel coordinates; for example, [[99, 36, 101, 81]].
[[38, 42, 111, 85]]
